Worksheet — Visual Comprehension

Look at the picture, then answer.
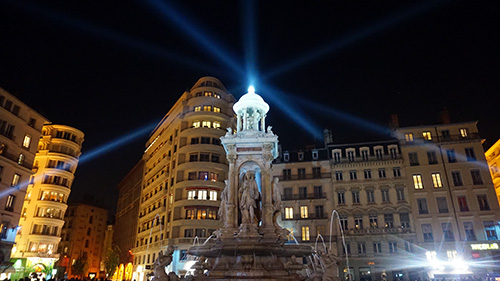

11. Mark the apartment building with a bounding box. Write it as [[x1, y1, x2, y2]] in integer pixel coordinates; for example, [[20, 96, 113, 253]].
[[395, 122, 500, 278], [273, 140, 417, 281], [59, 203, 108, 278], [132, 77, 235, 280], [0, 88, 48, 274], [12, 124, 84, 279], [485, 139, 500, 206]]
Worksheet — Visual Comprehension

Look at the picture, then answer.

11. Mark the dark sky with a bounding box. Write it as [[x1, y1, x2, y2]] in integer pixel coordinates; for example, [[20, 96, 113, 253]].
[[1, 1, 499, 214]]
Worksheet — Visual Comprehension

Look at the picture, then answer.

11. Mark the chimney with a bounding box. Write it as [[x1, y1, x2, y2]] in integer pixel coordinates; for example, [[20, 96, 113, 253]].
[[439, 108, 451, 124], [389, 114, 400, 128], [323, 129, 333, 146]]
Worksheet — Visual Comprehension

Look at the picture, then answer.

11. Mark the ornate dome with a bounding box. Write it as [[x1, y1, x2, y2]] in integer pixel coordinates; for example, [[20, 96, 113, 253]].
[[233, 86, 269, 114]]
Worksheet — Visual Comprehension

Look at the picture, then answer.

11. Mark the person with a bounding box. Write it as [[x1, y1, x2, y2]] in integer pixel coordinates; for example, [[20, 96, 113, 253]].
[[239, 171, 260, 225]]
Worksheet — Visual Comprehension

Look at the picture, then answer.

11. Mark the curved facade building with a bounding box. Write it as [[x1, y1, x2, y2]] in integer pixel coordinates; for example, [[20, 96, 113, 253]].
[[12, 124, 84, 278], [132, 77, 235, 280]]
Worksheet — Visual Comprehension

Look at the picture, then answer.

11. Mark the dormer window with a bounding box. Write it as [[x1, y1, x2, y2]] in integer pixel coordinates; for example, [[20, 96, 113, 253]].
[[312, 150, 318, 160], [298, 152, 304, 161], [347, 150, 355, 162], [283, 152, 290, 162]]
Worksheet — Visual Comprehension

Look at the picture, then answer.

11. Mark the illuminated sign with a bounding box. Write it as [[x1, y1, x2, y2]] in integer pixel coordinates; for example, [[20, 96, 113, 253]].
[[470, 243, 499, 250], [368, 262, 375, 265], [237, 147, 262, 152]]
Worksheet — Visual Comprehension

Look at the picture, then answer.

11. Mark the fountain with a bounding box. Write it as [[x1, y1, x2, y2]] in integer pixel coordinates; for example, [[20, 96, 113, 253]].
[[152, 87, 342, 281]]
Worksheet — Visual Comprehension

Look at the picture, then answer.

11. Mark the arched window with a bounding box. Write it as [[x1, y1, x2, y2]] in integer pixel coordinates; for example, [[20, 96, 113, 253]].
[[89, 216, 93, 223]]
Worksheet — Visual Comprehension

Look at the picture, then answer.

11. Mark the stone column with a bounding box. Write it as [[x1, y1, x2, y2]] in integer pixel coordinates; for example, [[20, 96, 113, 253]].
[[261, 114, 266, 132], [236, 112, 241, 133]]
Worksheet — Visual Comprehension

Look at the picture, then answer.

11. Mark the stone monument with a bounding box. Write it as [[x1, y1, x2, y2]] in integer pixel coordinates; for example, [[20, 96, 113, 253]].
[[153, 86, 340, 281]]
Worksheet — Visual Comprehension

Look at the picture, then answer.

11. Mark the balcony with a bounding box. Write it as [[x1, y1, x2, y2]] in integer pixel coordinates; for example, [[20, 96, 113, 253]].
[[0, 150, 33, 170], [400, 133, 481, 145], [282, 192, 326, 201], [278, 173, 330, 181], [282, 213, 328, 220]]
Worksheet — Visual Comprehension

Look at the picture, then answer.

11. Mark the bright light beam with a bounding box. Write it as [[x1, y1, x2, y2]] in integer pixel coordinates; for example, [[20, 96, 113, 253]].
[[264, 0, 442, 79], [242, 0, 258, 86], [4, 0, 216, 74], [141, 0, 244, 75], [258, 83, 323, 140], [0, 121, 158, 201], [291, 95, 394, 137], [78, 121, 158, 165], [294, 95, 491, 171]]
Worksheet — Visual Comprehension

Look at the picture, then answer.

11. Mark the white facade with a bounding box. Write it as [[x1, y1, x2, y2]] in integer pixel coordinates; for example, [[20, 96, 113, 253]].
[[132, 77, 235, 280], [0, 88, 48, 263], [13, 124, 84, 264]]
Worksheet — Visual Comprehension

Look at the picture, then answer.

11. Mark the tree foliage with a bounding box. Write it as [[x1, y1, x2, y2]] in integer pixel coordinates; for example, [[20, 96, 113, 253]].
[[71, 255, 88, 278], [104, 245, 121, 278]]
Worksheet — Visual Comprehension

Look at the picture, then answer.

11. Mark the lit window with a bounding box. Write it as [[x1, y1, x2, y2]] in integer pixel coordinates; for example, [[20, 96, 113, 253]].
[[194, 106, 201, 112], [202, 121, 211, 128], [285, 207, 293, 219], [204, 91, 213, 97], [214, 93, 221, 99], [11, 173, 21, 187], [212, 121, 221, 129], [460, 128, 468, 137], [209, 190, 217, 201], [187, 190, 196, 200], [301, 226, 310, 241], [23, 135, 31, 148], [300, 206, 308, 218], [18, 154, 24, 165], [404, 133, 414, 142], [431, 173, 443, 188], [5, 194, 15, 210], [203, 105, 211, 111], [413, 174, 423, 189], [192, 121, 201, 128], [422, 131, 432, 140], [213, 107, 221, 113], [198, 190, 207, 200]]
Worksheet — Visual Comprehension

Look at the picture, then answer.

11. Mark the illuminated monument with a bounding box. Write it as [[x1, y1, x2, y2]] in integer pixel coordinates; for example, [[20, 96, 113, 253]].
[[179, 87, 335, 280]]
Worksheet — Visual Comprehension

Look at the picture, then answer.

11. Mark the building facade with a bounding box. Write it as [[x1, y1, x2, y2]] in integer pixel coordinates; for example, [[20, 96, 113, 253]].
[[0, 88, 48, 274], [485, 139, 500, 206], [114, 160, 143, 280], [12, 124, 84, 279], [395, 122, 500, 278], [273, 140, 417, 281], [132, 77, 235, 280], [59, 203, 108, 278]]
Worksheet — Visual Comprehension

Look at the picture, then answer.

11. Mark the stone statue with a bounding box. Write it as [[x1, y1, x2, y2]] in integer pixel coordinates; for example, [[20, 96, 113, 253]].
[[192, 256, 210, 277], [267, 125, 274, 135], [152, 248, 178, 281], [321, 252, 339, 281], [239, 171, 261, 225], [218, 180, 229, 223], [272, 177, 282, 229], [225, 127, 233, 136]]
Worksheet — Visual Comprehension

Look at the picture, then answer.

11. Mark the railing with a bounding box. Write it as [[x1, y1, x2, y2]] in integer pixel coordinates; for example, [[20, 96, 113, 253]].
[[283, 213, 328, 220], [332, 155, 402, 164], [282, 192, 326, 201], [400, 133, 481, 145], [345, 227, 411, 235], [279, 173, 330, 181], [0, 151, 33, 169]]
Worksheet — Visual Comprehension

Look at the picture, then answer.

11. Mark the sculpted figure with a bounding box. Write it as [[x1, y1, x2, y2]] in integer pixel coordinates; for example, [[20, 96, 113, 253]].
[[267, 125, 274, 135], [152, 248, 176, 281], [239, 171, 261, 225], [218, 180, 229, 223], [272, 177, 282, 229]]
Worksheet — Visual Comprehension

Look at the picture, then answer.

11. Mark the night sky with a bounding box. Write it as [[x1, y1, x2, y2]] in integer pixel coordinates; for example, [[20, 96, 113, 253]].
[[1, 1, 499, 214]]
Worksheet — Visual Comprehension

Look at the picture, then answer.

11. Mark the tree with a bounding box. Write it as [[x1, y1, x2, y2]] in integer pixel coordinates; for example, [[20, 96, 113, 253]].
[[71, 255, 88, 278], [104, 245, 121, 278]]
